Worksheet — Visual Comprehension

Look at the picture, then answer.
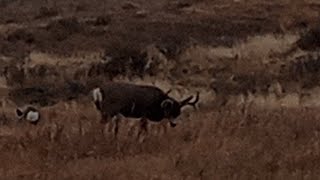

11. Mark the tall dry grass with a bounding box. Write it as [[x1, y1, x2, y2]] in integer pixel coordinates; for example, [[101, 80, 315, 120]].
[[1, 103, 320, 179]]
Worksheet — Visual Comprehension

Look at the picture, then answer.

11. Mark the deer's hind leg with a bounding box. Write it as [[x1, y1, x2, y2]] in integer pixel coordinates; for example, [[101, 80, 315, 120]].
[[99, 113, 114, 138]]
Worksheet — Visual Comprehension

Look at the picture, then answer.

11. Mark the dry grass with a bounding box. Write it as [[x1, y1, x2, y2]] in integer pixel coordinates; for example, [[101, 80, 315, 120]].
[[1, 103, 320, 179], [1, 0, 320, 179]]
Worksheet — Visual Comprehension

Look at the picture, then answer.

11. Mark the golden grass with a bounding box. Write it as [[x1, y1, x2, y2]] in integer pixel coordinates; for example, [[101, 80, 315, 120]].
[[29, 51, 103, 67], [0, 1, 320, 179], [1, 104, 320, 179]]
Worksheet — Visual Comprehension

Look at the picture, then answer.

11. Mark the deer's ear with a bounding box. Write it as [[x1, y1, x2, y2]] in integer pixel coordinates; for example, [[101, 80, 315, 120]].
[[161, 99, 174, 112], [16, 108, 23, 117]]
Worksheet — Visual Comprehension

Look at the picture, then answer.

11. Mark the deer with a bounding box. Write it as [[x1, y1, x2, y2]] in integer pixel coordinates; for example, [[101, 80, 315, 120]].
[[16, 105, 40, 125], [92, 82, 200, 138]]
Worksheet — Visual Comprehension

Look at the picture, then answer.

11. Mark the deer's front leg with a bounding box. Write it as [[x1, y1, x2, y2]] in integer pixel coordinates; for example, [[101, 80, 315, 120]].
[[137, 117, 148, 142]]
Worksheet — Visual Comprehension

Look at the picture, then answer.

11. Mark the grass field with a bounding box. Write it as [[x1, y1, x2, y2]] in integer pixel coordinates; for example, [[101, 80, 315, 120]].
[[0, 0, 320, 179]]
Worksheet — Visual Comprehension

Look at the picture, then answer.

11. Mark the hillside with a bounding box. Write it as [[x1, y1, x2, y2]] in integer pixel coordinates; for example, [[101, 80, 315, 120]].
[[0, 0, 320, 179]]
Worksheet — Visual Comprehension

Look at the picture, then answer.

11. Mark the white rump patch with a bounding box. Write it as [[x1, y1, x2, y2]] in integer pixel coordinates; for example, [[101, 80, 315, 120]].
[[93, 88, 103, 102], [26, 111, 40, 122]]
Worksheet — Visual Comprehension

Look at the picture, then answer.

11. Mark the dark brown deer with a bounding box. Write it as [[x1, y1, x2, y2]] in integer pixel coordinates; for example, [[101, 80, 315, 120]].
[[92, 82, 199, 138]]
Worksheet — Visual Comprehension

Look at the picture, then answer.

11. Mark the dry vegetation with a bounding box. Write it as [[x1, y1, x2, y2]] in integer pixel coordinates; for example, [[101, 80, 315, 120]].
[[1, 0, 320, 179]]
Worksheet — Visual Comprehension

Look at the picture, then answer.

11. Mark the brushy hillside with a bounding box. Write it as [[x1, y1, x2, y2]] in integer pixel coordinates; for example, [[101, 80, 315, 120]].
[[1, 0, 320, 179]]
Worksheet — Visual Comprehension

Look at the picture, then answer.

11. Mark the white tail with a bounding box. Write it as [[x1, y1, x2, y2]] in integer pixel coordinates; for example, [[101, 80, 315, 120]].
[[92, 88, 103, 102], [92, 87, 103, 111]]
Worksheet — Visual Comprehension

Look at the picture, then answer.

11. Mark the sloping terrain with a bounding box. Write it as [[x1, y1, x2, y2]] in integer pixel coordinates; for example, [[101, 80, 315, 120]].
[[0, 0, 320, 179]]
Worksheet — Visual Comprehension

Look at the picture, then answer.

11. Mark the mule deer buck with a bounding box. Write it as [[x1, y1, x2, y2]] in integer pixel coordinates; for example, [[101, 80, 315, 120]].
[[92, 82, 200, 138]]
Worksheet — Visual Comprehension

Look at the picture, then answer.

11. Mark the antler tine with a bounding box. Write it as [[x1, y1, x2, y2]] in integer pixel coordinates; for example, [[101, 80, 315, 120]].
[[187, 91, 200, 109], [165, 89, 172, 95], [180, 91, 200, 109], [180, 95, 193, 106]]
